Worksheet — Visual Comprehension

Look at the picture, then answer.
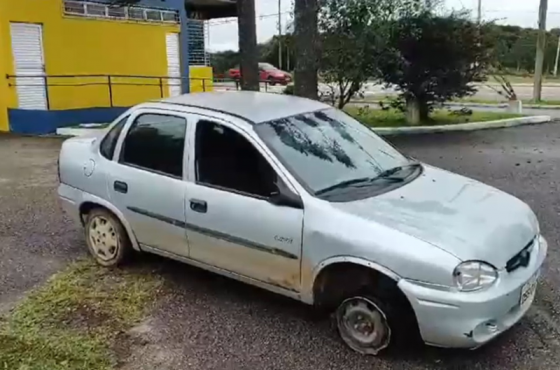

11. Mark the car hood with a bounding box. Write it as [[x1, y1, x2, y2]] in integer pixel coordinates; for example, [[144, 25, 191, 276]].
[[330, 165, 538, 269]]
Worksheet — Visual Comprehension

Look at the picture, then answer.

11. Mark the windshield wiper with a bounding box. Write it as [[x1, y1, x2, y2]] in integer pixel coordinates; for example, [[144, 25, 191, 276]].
[[375, 163, 422, 180], [315, 163, 422, 196], [315, 177, 376, 195]]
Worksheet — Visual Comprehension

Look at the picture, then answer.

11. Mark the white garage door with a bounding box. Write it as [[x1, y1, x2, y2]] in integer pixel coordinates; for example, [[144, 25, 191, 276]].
[[166, 33, 182, 97], [10, 23, 48, 110]]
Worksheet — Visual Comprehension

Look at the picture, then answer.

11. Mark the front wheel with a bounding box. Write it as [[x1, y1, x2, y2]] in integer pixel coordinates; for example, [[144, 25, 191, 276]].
[[335, 295, 392, 355]]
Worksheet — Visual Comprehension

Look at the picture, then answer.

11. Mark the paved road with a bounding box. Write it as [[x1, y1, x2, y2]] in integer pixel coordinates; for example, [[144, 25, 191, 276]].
[[0, 135, 84, 314], [1, 123, 560, 369]]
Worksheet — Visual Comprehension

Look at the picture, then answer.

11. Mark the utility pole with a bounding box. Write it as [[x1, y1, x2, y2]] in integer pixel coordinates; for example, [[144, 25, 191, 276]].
[[554, 34, 560, 77], [237, 0, 259, 90], [533, 0, 548, 101], [278, 0, 282, 70], [477, 0, 482, 24]]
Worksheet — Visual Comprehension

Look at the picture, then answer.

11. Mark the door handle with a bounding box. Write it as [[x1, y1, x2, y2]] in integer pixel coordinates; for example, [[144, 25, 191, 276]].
[[190, 199, 207, 213], [114, 181, 128, 194]]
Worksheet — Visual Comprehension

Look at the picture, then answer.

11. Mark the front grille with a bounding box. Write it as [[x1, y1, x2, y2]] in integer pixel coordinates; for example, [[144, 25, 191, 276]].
[[506, 238, 535, 273]]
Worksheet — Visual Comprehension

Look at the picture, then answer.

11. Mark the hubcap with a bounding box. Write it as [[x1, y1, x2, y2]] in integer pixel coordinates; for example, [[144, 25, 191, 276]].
[[88, 216, 119, 261], [336, 297, 391, 355]]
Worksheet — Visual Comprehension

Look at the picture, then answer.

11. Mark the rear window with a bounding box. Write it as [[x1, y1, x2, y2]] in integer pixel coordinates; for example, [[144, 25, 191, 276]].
[[100, 115, 128, 160]]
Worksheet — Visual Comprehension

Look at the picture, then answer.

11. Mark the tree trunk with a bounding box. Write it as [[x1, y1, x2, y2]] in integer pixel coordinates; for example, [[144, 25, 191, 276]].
[[294, 0, 319, 99], [406, 97, 421, 126], [237, 0, 259, 91]]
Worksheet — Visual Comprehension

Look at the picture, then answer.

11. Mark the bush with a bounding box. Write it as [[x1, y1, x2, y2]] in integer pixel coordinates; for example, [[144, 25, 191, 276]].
[[283, 85, 294, 95]]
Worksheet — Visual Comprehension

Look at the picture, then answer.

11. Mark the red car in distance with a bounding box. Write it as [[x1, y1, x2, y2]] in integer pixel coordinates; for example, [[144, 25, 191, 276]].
[[228, 63, 292, 86]]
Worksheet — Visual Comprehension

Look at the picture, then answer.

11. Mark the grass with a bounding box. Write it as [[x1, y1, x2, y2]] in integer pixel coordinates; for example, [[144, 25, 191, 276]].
[[0, 260, 163, 370], [344, 107, 523, 128]]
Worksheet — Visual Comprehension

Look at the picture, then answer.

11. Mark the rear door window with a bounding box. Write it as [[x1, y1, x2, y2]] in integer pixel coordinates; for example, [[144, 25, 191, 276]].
[[100, 115, 128, 160], [119, 113, 187, 178]]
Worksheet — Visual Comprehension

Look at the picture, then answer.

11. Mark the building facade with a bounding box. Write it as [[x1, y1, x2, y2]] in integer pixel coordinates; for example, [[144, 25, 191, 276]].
[[0, 0, 216, 134]]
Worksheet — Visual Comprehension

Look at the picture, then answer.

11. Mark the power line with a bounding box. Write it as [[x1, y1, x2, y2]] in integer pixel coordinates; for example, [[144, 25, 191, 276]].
[[208, 11, 290, 27]]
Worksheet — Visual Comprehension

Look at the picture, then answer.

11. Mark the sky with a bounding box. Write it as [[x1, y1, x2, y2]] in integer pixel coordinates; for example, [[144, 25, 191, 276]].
[[205, 0, 560, 52]]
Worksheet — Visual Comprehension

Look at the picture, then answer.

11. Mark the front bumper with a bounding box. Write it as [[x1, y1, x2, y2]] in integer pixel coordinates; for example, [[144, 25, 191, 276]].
[[399, 236, 548, 349]]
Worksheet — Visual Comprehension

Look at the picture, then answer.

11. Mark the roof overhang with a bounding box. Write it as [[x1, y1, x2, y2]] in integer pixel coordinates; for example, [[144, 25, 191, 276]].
[[185, 0, 237, 19]]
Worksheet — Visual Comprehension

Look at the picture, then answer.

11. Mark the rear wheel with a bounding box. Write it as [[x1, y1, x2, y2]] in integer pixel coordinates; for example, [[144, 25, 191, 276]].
[[84, 208, 132, 267]]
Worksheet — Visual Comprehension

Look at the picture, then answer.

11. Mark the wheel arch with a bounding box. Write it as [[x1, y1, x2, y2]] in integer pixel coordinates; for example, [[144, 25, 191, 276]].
[[78, 194, 141, 252], [310, 256, 402, 306], [310, 257, 420, 340]]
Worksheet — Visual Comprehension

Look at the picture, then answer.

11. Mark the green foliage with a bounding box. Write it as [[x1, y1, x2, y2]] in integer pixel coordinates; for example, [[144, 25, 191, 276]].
[[488, 25, 560, 75], [376, 11, 495, 124], [209, 50, 240, 76], [260, 35, 296, 72], [283, 85, 295, 95], [318, 0, 429, 109]]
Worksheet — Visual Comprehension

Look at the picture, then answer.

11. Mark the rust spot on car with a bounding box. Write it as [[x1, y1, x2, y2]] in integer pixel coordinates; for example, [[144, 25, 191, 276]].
[[266, 273, 300, 292]]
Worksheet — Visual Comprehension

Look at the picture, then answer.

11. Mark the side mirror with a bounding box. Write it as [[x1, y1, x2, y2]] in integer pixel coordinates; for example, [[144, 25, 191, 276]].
[[268, 179, 304, 209]]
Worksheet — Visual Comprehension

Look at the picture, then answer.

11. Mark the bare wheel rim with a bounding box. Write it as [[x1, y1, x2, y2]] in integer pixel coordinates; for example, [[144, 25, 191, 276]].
[[336, 297, 391, 355], [88, 216, 119, 261]]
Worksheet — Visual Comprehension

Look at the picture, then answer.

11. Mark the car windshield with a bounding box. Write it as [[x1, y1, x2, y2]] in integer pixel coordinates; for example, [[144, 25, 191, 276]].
[[259, 63, 278, 71], [255, 108, 413, 195]]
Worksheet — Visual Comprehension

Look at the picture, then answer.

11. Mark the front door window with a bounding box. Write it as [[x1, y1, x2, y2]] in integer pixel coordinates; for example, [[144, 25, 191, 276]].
[[195, 120, 278, 198]]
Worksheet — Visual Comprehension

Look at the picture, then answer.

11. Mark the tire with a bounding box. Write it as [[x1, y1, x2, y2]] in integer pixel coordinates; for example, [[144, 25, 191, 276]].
[[267, 77, 276, 86], [84, 208, 132, 267], [334, 287, 417, 356]]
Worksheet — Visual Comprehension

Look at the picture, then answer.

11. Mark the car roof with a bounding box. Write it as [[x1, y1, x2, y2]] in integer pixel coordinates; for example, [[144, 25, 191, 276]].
[[160, 91, 330, 124]]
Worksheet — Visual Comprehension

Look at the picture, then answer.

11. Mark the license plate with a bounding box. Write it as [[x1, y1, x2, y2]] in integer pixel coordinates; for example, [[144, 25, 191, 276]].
[[520, 272, 539, 311]]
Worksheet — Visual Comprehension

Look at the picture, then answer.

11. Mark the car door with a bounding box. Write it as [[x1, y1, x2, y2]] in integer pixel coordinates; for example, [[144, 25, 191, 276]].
[[105, 109, 190, 257], [258, 66, 268, 82], [184, 116, 304, 292]]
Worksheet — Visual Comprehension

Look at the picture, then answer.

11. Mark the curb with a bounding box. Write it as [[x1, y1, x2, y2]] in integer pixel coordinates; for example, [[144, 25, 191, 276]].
[[372, 115, 553, 136], [56, 127, 107, 137]]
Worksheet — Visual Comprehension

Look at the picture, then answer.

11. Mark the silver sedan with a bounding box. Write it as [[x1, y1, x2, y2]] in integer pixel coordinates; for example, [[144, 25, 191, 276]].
[[58, 91, 547, 355]]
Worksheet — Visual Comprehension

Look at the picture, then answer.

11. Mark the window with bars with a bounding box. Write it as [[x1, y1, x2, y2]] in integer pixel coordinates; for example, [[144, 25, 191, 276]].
[[63, 0, 180, 24], [107, 6, 126, 18], [188, 19, 209, 66]]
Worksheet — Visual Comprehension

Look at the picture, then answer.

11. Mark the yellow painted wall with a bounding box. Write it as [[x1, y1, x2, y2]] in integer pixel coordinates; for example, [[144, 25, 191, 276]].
[[190, 66, 214, 93], [0, 0, 214, 132]]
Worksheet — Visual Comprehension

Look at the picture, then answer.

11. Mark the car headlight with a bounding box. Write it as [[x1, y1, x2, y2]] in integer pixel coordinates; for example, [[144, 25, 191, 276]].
[[453, 261, 498, 292]]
